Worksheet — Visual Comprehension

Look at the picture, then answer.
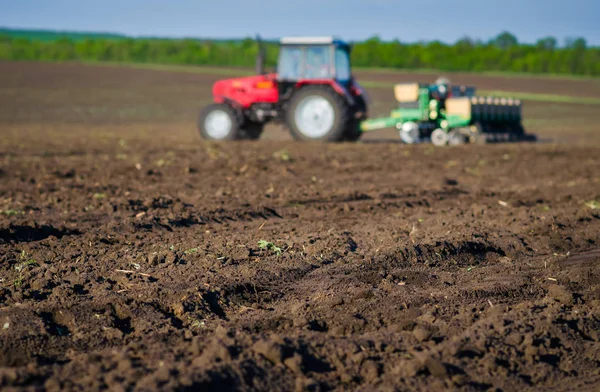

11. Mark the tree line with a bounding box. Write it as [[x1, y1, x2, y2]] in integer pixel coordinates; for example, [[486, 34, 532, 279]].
[[0, 31, 598, 76]]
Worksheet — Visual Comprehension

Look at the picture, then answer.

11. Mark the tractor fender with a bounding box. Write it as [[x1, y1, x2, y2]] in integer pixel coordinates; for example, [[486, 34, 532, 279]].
[[214, 96, 243, 110], [350, 80, 370, 106], [213, 96, 245, 117], [294, 80, 355, 106]]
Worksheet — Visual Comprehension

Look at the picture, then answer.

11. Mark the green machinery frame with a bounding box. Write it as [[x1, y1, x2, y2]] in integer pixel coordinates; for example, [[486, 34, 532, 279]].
[[357, 82, 526, 144]]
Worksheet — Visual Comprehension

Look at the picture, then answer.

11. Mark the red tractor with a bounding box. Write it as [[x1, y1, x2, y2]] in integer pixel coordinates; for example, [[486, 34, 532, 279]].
[[198, 36, 368, 142]]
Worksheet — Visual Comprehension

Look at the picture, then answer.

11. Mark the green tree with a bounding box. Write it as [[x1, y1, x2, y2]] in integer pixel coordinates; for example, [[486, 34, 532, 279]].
[[0, 32, 598, 77], [537, 36, 557, 51], [493, 31, 518, 49]]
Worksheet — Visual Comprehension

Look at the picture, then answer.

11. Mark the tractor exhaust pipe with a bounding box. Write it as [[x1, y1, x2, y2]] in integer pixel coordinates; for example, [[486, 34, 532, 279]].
[[256, 34, 266, 75]]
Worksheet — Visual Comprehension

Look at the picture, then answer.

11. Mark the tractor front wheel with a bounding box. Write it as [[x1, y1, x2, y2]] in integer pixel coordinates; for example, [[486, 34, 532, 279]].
[[198, 103, 242, 141], [286, 86, 351, 142]]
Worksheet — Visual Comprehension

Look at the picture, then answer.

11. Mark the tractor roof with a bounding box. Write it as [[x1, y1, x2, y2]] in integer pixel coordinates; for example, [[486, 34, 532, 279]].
[[280, 36, 348, 46]]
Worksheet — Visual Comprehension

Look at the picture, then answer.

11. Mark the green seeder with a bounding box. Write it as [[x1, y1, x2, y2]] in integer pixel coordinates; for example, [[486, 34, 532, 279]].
[[359, 80, 536, 145]]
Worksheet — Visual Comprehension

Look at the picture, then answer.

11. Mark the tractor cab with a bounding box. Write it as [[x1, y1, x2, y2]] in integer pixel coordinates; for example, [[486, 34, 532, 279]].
[[276, 37, 352, 84]]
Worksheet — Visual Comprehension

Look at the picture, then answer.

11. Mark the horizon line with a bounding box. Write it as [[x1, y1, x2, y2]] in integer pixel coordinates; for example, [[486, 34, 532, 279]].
[[1, 25, 596, 47]]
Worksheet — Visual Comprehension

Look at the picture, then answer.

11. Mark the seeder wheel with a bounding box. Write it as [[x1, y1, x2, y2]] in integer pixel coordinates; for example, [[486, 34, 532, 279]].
[[448, 129, 467, 145], [431, 128, 448, 146], [399, 121, 420, 144], [470, 123, 487, 145]]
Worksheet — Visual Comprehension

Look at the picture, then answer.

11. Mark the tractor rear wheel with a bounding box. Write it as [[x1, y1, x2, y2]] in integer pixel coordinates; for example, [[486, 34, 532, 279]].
[[286, 85, 351, 142], [343, 95, 367, 142], [198, 103, 242, 141], [343, 122, 363, 142]]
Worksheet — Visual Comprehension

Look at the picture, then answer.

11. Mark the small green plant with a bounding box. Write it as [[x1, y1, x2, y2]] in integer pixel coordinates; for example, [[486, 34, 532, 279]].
[[190, 319, 206, 329], [258, 240, 282, 256], [184, 248, 198, 255], [1, 209, 24, 216], [93, 193, 106, 199], [14, 259, 37, 272], [585, 200, 600, 210], [465, 167, 481, 176], [15, 250, 37, 269], [13, 251, 37, 287], [273, 149, 292, 162]]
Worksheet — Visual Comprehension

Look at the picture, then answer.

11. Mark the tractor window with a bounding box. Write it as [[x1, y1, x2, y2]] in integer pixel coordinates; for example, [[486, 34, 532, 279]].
[[278, 46, 303, 80], [304, 45, 333, 79], [334, 47, 351, 83]]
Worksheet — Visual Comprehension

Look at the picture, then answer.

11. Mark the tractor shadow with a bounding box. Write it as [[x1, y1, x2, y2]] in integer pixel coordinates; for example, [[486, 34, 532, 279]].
[[359, 138, 404, 144], [359, 138, 551, 146]]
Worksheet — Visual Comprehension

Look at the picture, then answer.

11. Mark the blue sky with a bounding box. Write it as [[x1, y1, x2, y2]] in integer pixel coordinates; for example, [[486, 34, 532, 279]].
[[1, 0, 598, 45]]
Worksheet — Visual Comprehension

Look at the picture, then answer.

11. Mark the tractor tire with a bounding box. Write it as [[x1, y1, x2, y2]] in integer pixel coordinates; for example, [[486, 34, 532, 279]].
[[343, 121, 363, 142], [241, 122, 264, 140], [343, 95, 367, 142], [286, 85, 351, 142], [198, 103, 242, 141]]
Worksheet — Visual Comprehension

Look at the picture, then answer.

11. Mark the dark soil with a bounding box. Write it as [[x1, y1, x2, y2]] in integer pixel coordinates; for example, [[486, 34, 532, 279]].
[[1, 62, 600, 391]]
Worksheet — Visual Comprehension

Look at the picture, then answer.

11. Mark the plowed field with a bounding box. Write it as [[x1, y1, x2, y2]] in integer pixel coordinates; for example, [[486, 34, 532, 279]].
[[1, 62, 599, 391]]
